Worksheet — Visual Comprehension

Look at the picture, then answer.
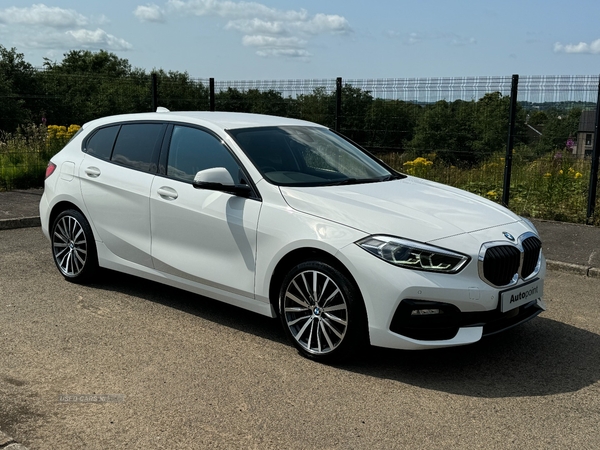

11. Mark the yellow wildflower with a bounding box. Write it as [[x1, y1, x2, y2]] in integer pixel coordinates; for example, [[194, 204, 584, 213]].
[[575, 172, 583, 179]]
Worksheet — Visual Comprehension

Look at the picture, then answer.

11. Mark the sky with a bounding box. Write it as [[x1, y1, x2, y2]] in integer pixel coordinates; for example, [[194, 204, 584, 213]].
[[1, 0, 600, 81]]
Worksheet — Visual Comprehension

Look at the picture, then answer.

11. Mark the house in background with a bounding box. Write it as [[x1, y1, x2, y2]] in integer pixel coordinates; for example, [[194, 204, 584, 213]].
[[576, 110, 597, 158]]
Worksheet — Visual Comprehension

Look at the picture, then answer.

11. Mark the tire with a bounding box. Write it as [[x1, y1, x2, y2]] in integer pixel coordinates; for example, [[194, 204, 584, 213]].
[[279, 260, 367, 362], [51, 209, 98, 283]]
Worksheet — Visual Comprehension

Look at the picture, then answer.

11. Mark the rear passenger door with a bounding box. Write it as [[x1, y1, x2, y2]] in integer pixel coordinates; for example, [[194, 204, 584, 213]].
[[79, 122, 165, 268]]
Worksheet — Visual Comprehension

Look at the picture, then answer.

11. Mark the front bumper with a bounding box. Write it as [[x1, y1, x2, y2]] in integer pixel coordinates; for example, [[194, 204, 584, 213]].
[[389, 297, 545, 341], [336, 234, 546, 350]]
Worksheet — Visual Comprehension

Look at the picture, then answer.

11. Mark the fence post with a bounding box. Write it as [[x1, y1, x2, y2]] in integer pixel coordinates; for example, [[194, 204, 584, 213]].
[[151, 73, 158, 111], [209, 78, 215, 112], [335, 77, 342, 132], [586, 75, 600, 224], [502, 74, 519, 207]]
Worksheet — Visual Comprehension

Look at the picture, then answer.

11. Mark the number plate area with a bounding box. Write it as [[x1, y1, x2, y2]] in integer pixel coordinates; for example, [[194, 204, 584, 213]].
[[500, 279, 544, 313]]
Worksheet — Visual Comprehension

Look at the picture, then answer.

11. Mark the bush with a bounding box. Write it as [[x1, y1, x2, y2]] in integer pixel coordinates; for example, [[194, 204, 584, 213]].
[[0, 123, 80, 191]]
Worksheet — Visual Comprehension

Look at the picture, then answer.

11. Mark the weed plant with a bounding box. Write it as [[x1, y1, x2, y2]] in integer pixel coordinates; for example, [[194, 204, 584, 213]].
[[0, 124, 80, 190]]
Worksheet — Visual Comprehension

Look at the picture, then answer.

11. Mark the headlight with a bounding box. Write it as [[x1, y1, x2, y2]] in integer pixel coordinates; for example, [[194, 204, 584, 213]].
[[356, 235, 470, 273]]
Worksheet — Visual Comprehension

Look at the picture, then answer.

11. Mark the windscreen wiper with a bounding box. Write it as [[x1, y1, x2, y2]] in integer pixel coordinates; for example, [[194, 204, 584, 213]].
[[326, 177, 381, 186]]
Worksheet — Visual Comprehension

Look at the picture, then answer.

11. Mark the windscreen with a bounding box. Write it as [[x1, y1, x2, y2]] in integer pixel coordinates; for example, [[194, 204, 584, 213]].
[[228, 126, 396, 186]]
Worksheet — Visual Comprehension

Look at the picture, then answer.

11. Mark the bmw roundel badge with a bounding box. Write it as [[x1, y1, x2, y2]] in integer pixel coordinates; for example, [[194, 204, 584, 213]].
[[503, 231, 515, 241]]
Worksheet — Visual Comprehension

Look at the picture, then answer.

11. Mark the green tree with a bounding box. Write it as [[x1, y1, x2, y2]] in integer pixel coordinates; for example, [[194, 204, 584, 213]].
[[408, 93, 527, 165], [527, 110, 548, 128], [295, 87, 336, 128], [364, 99, 422, 151], [472, 92, 528, 156], [44, 49, 132, 76], [215, 88, 288, 116], [0, 45, 41, 131], [41, 50, 148, 125], [215, 87, 252, 113], [537, 107, 582, 153], [339, 85, 373, 143], [409, 99, 479, 165], [151, 69, 208, 111], [245, 89, 289, 116]]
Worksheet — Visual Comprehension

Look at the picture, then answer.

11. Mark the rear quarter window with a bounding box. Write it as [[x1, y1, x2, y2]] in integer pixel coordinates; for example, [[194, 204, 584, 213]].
[[84, 125, 119, 160]]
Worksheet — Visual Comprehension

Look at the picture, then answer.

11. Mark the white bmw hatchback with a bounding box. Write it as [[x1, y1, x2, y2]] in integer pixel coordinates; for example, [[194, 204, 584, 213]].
[[40, 110, 546, 362]]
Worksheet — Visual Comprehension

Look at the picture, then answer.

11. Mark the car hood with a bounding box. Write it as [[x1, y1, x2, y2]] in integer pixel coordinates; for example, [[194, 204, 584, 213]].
[[280, 177, 521, 242]]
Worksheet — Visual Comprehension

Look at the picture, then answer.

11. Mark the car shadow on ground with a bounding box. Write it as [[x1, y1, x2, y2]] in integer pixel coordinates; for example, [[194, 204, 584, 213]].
[[89, 268, 287, 343], [341, 318, 600, 398], [90, 269, 600, 399]]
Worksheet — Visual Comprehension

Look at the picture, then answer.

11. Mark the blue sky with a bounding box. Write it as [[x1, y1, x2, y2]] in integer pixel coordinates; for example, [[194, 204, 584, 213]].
[[1, 0, 599, 80]]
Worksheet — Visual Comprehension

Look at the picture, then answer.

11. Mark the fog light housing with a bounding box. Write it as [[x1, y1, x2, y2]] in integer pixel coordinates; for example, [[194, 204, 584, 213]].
[[411, 309, 442, 316], [390, 299, 461, 341]]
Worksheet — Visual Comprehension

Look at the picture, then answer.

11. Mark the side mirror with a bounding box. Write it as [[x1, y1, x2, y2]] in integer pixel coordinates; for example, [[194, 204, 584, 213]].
[[193, 167, 252, 197]]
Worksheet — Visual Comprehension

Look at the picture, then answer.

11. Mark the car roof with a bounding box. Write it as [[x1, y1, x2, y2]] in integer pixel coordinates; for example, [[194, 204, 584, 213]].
[[83, 111, 325, 131]]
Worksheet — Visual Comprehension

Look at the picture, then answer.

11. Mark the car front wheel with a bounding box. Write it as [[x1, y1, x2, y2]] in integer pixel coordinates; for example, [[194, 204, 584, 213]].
[[279, 261, 367, 362], [51, 209, 98, 283]]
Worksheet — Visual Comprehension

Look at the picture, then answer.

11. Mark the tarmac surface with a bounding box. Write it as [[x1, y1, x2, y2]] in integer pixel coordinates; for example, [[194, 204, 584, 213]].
[[1, 188, 599, 277], [0, 189, 599, 449]]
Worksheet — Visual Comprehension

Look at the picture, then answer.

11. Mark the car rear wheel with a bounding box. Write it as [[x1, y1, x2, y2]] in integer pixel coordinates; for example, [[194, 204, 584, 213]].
[[51, 209, 97, 283], [279, 261, 367, 362]]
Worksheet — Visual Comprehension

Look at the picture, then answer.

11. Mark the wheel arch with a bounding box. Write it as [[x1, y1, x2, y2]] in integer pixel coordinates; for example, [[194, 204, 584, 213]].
[[268, 247, 365, 318], [49, 201, 91, 236]]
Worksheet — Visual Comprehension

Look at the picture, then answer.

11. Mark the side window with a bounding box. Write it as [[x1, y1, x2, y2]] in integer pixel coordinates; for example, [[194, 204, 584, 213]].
[[85, 125, 119, 160], [167, 126, 241, 183], [111, 123, 163, 172]]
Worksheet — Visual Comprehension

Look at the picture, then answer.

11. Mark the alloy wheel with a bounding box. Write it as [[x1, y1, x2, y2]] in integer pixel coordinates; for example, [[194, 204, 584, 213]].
[[52, 215, 88, 277], [283, 269, 349, 355]]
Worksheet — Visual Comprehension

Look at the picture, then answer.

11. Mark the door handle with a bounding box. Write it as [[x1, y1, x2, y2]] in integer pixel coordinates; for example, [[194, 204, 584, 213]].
[[157, 186, 178, 200], [84, 167, 101, 178]]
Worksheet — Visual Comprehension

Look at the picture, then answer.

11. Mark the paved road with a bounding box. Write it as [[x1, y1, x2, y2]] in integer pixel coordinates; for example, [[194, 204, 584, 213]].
[[1, 227, 599, 449]]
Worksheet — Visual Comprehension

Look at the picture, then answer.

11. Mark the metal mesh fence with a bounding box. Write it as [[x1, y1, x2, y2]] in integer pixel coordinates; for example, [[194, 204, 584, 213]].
[[510, 75, 599, 222], [1, 72, 598, 223]]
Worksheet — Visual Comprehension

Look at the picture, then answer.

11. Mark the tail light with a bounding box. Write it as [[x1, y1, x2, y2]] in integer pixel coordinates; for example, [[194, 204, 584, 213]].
[[45, 162, 57, 179]]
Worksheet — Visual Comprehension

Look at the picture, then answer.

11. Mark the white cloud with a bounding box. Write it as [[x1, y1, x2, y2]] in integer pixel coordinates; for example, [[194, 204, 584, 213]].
[[554, 39, 600, 54], [167, 0, 309, 22], [134, 4, 166, 23], [446, 34, 477, 46], [0, 3, 132, 53], [242, 35, 307, 48], [157, 0, 351, 59], [385, 30, 476, 47], [386, 31, 423, 45], [15, 29, 131, 52], [225, 18, 286, 35], [241, 35, 309, 59], [66, 29, 133, 51], [293, 13, 350, 35], [408, 32, 421, 45], [0, 4, 88, 28], [256, 48, 311, 58]]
